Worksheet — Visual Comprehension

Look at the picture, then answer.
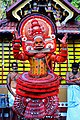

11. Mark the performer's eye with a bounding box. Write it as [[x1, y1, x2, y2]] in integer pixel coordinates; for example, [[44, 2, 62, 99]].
[[46, 43, 54, 49], [22, 36, 27, 41], [26, 46, 33, 50], [51, 34, 56, 39], [40, 41, 42, 43], [35, 42, 38, 44]]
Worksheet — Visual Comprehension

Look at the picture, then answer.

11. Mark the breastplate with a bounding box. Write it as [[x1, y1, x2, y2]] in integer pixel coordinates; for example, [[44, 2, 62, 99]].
[[30, 57, 47, 77]]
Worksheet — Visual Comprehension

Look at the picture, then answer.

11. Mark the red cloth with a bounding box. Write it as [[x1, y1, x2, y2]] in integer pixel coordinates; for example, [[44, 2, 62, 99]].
[[13, 72, 60, 119], [13, 95, 59, 119], [16, 72, 60, 98]]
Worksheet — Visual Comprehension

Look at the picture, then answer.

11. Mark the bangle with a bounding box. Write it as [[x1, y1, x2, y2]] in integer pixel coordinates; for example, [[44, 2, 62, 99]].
[[62, 48, 67, 50]]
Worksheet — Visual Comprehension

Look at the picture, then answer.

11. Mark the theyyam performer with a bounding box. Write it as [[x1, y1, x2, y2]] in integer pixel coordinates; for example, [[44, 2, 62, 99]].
[[12, 13, 68, 120]]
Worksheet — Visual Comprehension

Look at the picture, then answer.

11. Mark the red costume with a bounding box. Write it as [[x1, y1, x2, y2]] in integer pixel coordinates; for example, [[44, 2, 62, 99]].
[[12, 13, 67, 119]]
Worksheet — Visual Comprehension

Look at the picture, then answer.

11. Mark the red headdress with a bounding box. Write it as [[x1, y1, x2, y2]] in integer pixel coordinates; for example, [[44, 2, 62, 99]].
[[17, 13, 57, 54], [29, 19, 45, 41]]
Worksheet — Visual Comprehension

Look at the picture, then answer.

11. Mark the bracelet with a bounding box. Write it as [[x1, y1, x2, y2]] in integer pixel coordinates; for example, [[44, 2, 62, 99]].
[[62, 48, 67, 50]]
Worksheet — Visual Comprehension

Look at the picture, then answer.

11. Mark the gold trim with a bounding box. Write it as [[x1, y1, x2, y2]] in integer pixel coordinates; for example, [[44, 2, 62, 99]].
[[53, 0, 74, 24], [12, 0, 32, 21]]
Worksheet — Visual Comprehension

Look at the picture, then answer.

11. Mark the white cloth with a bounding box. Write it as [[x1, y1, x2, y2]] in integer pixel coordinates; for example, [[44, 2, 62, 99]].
[[8, 88, 16, 107], [66, 85, 80, 120]]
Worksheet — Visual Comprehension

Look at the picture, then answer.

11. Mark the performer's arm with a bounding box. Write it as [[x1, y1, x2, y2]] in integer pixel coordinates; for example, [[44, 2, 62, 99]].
[[66, 72, 80, 85], [12, 39, 28, 61], [51, 43, 67, 63], [7, 73, 16, 97], [72, 77, 80, 85], [51, 33, 68, 63], [66, 72, 74, 85]]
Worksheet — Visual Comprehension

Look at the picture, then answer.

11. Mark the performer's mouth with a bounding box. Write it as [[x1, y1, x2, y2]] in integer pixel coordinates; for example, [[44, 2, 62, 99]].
[[35, 46, 44, 49], [28, 48, 50, 53]]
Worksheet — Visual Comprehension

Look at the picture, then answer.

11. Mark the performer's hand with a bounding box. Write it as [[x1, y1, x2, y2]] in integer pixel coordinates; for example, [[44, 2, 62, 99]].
[[66, 79, 71, 83], [58, 33, 68, 44], [12, 31, 22, 40], [69, 76, 74, 80], [16, 35, 22, 40]]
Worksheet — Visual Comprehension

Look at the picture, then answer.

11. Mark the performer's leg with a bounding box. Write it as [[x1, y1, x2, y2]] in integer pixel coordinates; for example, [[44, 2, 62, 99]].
[[10, 108, 18, 120], [12, 113, 18, 120], [9, 107, 13, 120], [10, 107, 18, 120]]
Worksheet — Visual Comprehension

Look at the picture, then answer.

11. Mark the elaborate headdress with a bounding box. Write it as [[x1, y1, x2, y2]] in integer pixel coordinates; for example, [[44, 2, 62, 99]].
[[29, 19, 44, 41]]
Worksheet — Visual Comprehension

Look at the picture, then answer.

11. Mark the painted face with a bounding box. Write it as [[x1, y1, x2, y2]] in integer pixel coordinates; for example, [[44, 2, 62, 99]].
[[34, 37, 44, 50]]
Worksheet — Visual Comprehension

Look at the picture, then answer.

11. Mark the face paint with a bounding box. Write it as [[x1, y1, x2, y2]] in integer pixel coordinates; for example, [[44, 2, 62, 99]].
[[34, 37, 44, 50]]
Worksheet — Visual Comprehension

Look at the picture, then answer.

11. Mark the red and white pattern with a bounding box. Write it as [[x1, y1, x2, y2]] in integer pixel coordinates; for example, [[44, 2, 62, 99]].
[[13, 95, 59, 119]]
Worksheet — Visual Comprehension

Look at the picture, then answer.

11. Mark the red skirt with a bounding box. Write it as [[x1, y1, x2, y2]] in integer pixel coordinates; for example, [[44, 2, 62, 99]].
[[13, 72, 60, 119], [13, 95, 59, 119], [16, 72, 60, 98]]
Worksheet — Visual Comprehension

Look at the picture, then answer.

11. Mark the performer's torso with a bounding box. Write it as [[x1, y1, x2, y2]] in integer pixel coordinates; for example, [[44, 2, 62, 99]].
[[10, 72, 19, 88], [29, 54, 50, 77], [68, 71, 80, 79]]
